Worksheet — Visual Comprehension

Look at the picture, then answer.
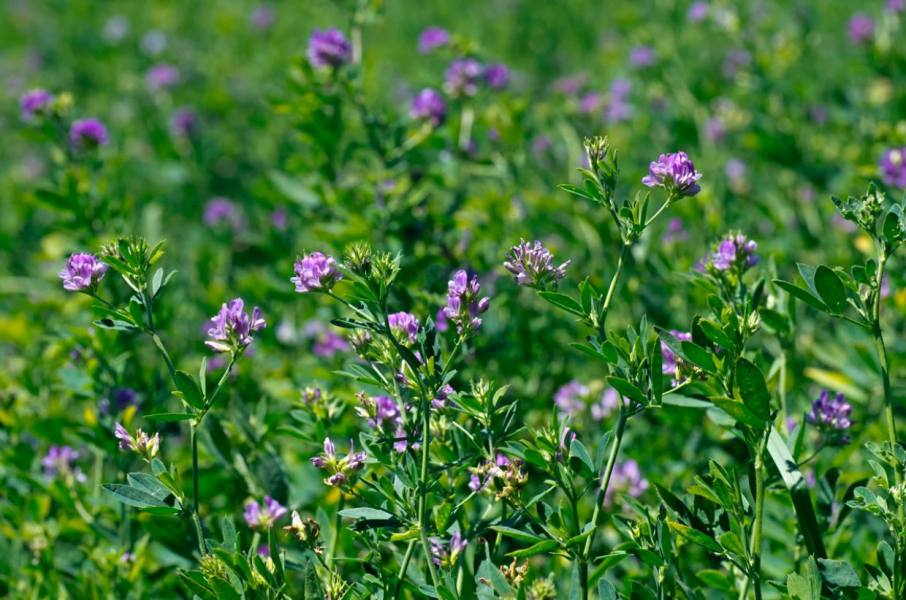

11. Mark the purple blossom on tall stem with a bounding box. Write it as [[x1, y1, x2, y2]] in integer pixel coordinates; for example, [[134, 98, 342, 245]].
[[20, 89, 54, 120], [432, 384, 455, 410], [307, 28, 351, 68], [591, 388, 622, 421], [807, 390, 852, 443], [292, 252, 343, 293], [604, 459, 648, 504], [60, 253, 108, 292], [642, 151, 702, 198], [483, 63, 510, 89], [554, 380, 588, 416], [311, 437, 366, 487], [243, 496, 287, 530], [410, 88, 447, 126], [69, 118, 109, 149], [145, 63, 180, 91], [444, 58, 483, 97], [848, 13, 875, 44], [388, 311, 420, 343], [504, 239, 570, 290], [42, 446, 86, 482], [442, 269, 490, 335], [880, 148, 906, 188], [429, 531, 467, 567], [205, 298, 266, 353], [418, 27, 450, 53], [710, 233, 759, 272]]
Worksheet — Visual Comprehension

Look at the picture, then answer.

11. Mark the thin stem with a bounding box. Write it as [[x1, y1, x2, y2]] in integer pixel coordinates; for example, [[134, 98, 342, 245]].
[[440, 336, 465, 381], [779, 350, 788, 428], [644, 198, 673, 228], [392, 540, 417, 599], [458, 105, 474, 152], [196, 353, 237, 424], [329, 495, 345, 568], [190, 422, 207, 553], [417, 392, 443, 591], [599, 244, 629, 335], [579, 409, 628, 597], [742, 431, 768, 600]]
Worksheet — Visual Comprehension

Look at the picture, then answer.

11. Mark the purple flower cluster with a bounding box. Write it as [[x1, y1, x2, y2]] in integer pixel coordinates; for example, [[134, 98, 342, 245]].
[[444, 58, 483, 97], [880, 148, 906, 188], [848, 13, 874, 44], [807, 390, 852, 440], [591, 388, 622, 421], [292, 252, 343, 293], [311, 437, 366, 487], [170, 107, 198, 137], [20, 89, 54, 120], [69, 118, 110, 149], [114, 423, 160, 461], [504, 239, 570, 290], [629, 45, 656, 68], [243, 496, 287, 530], [688, 1, 709, 22], [605, 78, 633, 123], [42, 446, 86, 482], [388, 311, 420, 343], [146, 63, 180, 91], [483, 63, 510, 89], [250, 4, 275, 31], [307, 28, 352, 69], [410, 88, 447, 126], [312, 329, 349, 358], [59, 253, 108, 292], [205, 298, 266, 353], [642, 151, 702, 197], [418, 27, 450, 53], [442, 270, 490, 336], [429, 531, 467, 567], [204, 197, 245, 230], [432, 384, 455, 410], [605, 459, 649, 504], [554, 380, 588, 416], [661, 330, 692, 377], [710, 233, 759, 272], [356, 394, 401, 429]]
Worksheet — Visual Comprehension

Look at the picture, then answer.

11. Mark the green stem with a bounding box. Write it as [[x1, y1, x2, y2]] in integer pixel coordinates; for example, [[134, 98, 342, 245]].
[[329, 495, 345, 568], [742, 431, 768, 600], [599, 244, 629, 335], [392, 540, 417, 599], [417, 393, 443, 591], [580, 409, 628, 596], [190, 422, 207, 553]]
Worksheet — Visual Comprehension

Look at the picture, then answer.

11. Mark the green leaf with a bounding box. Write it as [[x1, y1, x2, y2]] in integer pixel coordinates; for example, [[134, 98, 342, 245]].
[[766, 430, 826, 558], [126, 473, 176, 504], [102, 484, 173, 509], [588, 552, 629, 586], [144, 412, 195, 422], [817, 558, 861, 588], [476, 559, 514, 596], [681, 341, 717, 374], [506, 539, 560, 558], [174, 370, 204, 410], [338, 507, 395, 521], [697, 319, 733, 349], [569, 438, 595, 474], [606, 377, 646, 404], [734, 358, 771, 421], [666, 520, 722, 553], [570, 342, 617, 364], [597, 579, 617, 600], [774, 280, 829, 312], [538, 291, 586, 317], [489, 526, 544, 544], [813, 266, 847, 314], [709, 396, 765, 428]]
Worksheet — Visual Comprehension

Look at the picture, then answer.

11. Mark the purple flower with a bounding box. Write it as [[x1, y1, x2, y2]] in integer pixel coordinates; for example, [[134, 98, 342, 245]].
[[880, 148, 906, 188], [145, 63, 180, 91], [435, 307, 449, 332], [704, 118, 726, 143], [555, 380, 588, 416], [272, 207, 289, 230], [710, 233, 759, 272], [725, 158, 746, 181], [605, 459, 648, 504], [579, 92, 604, 114], [114, 422, 160, 460], [642, 151, 702, 197], [311, 438, 366, 487], [591, 388, 621, 421], [312, 329, 349, 358], [292, 252, 343, 293], [429, 531, 467, 567], [307, 28, 351, 68], [432, 384, 455, 410], [807, 390, 852, 435], [605, 100, 633, 123], [662, 218, 687, 244], [250, 5, 275, 31], [444, 58, 483, 97], [610, 78, 632, 100], [388, 311, 420, 343], [555, 73, 587, 95], [848, 13, 874, 44], [59, 253, 108, 292], [69, 118, 109, 149], [483, 63, 510, 89], [20, 89, 54, 120], [410, 88, 447, 126], [203, 197, 245, 230], [170, 107, 198, 137], [205, 298, 266, 353], [504, 239, 570, 289], [443, 269, 490, 336], [42, 445, 86, 482], [629, 45, 656, 68], [661, 330, 692, 376], [244, 496, 288, 530], [888, 0, 905, 13], [688, 1, 709, 22], [418, 27, 450, 53]]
